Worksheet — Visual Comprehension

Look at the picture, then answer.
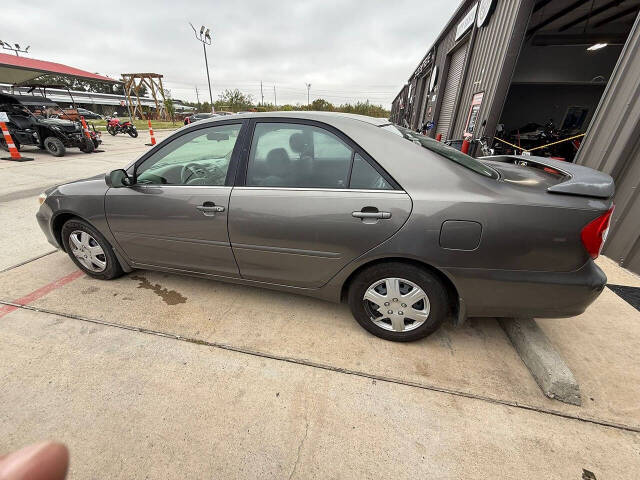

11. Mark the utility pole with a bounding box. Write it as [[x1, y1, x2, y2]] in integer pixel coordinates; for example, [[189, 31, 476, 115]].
[[306, 83, 311, 108], [260, 81, 264, 106], [195, 86, 200, 105], [189, 22, 214, 113], [273, 85, 277, 109]]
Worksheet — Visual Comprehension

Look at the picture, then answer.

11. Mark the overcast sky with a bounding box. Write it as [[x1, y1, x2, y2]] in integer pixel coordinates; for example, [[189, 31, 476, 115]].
[[4, 1, 458, 107]]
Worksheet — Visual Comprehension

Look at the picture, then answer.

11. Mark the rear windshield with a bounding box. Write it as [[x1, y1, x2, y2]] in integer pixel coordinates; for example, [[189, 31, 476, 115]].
[[382, 125, 499, 179]]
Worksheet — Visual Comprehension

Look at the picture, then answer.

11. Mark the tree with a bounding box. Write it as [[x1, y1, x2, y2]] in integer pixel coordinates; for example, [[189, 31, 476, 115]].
[[31, 74, 147, 96], [338, 100, 389, 118], [310, 98, 334, 111], [164, 98, 176, 124], [215, 89, 254, 112]]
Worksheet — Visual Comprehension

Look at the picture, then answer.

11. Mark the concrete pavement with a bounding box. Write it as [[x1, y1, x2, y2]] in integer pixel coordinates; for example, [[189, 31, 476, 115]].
[[3, 308, 640, 479]]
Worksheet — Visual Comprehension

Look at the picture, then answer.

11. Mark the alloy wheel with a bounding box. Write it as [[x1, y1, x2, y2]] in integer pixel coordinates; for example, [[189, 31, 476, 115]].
[[69, 230, 107, 272], [363, 277, 431, 332]]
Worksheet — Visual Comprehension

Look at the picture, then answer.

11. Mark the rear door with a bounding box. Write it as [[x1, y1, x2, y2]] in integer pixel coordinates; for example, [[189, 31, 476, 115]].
[[228, 120, 412, 288], [105, 121, 244, 277]]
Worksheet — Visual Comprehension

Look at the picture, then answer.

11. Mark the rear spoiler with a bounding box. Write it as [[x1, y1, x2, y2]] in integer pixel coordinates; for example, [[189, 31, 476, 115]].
[[482, 155, 615, 199]]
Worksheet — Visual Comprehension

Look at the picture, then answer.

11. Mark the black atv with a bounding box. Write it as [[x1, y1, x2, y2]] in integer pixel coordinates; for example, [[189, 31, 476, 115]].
[[0, 94, 98, 157]]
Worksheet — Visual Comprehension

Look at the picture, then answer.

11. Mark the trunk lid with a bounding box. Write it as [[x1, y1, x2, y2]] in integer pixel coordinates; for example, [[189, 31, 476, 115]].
[[480, 155, 614, 199]]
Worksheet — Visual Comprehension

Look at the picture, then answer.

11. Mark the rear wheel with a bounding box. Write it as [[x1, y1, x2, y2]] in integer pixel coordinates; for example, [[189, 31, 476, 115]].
[[44, 137, 65, 157], [61, 218, 123, 280], [128, 127, 138, 138], [347, 263, 449, 342]]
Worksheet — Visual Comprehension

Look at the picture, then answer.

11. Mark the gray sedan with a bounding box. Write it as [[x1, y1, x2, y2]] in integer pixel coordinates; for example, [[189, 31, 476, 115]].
[[37, 112, 614, 341]]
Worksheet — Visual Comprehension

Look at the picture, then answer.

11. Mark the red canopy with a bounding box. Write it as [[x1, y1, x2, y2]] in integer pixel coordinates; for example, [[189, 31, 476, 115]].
[[0, 52, 119, 85]]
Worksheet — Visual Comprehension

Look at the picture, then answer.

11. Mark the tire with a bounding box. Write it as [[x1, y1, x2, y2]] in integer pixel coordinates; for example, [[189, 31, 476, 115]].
[[107, 125, 117, 136], [44, 137, 65, 157], [128, 128, 138, 138], [79, 137, 95, 153], [347, 262, 449, 342], [61, 218, 124, 280]]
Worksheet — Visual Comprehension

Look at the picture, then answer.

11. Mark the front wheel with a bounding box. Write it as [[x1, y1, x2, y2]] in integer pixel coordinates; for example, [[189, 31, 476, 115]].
[[347, 263, 449, 342], [61, 218, 123, 280], [128, 127, 138, 138], [44, 137, 65, 157], [79, 137, 95, 153], [106, 125, 117, 136]]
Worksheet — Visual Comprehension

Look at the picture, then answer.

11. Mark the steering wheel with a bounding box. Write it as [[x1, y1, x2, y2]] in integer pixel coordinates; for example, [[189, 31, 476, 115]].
[[181, 163, 208, 184]]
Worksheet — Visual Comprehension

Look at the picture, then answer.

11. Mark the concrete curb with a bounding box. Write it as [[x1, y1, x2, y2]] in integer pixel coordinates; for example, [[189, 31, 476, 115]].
[[499, 318, 582, 406]]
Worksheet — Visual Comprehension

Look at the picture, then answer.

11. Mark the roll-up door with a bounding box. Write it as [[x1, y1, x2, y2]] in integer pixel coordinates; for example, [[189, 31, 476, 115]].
[[436, 44, 467, 141]]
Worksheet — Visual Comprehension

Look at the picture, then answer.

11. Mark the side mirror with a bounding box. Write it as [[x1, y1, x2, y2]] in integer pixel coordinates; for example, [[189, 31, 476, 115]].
[[105, 169, 133, 188]]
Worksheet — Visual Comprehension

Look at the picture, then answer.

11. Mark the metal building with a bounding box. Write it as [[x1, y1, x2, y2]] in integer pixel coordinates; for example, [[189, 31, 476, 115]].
[[392, 0, 640, 273]]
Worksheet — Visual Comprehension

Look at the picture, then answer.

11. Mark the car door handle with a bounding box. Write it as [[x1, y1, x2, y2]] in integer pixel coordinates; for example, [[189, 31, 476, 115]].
[[196, 203, 225, 216], [352, 211, 391, 219]]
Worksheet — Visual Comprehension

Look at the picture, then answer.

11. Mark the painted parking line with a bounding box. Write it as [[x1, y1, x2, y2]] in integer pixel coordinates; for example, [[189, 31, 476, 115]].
[[0, 270, 84, 319]]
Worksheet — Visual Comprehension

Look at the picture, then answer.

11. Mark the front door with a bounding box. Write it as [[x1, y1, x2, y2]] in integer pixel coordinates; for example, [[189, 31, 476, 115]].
[[106, 122, 244, 277], [228, 121, 412, 288]]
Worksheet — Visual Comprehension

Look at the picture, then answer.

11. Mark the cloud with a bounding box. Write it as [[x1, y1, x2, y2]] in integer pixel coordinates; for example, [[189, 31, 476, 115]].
[[3, 0, 458, 107]]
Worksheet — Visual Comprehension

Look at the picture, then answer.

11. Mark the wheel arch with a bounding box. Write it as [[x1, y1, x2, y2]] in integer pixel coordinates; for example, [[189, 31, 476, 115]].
[[51, 211, 86, 252], [340, 257, 464, 324], [51, 211, 133, 273]]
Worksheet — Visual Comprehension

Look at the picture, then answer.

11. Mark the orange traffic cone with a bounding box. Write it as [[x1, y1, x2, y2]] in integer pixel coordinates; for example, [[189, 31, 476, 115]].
[[146, 119, 156, 146], [80, 116, 92, 139], [1, 121, 33, 161]]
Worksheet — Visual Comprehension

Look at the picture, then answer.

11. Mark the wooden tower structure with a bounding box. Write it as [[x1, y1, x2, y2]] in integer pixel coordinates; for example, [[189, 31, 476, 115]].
[[121, 73, 168, 120]]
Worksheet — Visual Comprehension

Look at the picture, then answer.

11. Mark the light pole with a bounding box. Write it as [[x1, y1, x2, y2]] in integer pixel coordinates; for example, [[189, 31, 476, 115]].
[[0, 40, 30, 56], [305, 83, 311, 108], [189, 23, 214, 113]]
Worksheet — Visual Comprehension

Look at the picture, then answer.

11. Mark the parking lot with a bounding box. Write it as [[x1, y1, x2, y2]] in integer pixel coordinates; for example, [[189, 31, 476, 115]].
[[1, 133, 640, 478]]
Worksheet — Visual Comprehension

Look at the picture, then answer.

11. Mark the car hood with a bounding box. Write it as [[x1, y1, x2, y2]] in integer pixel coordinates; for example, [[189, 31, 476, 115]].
[[47, 173, 106, 196]]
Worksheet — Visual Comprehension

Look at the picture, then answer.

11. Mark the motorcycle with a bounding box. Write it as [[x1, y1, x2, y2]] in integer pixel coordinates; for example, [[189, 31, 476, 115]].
[[106, 115, 138, 138]]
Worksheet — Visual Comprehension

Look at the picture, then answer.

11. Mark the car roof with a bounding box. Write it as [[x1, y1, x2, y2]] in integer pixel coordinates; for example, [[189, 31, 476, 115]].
[[198, 110, 391, 127], [144, 110, 483, 195]]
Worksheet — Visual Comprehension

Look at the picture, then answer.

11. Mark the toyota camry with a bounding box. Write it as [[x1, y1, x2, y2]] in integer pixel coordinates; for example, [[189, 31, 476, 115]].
[[37, 112, 614, 341]]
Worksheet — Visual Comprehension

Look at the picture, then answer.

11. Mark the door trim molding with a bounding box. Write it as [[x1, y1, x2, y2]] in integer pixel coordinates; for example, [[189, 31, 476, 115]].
[[233, 242, 342, 258]]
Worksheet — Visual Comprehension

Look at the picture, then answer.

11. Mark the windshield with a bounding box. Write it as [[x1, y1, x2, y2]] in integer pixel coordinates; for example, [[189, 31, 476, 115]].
[[383, 125, 499, 179]]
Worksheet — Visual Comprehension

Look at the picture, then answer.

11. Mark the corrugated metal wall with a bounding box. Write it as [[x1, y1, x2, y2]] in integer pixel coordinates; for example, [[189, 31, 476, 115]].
[[451, 0, 525, 140], [422, 20, 456, 136], [436, 44, 468, 140], [576, 12, 640, 274]]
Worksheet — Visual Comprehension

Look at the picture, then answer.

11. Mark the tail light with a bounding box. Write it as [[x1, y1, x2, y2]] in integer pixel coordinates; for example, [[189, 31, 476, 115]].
[[581, 206, 614, 259]]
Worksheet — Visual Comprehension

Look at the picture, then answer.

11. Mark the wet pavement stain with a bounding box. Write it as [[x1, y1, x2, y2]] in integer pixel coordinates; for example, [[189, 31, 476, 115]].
[[130, 275, 187, 305]]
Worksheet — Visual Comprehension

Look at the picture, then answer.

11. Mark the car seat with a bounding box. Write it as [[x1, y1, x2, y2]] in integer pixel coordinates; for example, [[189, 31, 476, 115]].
[[261, 148, 291, 186]]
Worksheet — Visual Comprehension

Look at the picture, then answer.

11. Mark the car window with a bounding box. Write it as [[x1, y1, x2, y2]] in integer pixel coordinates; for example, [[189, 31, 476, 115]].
[[350, 153, 393, 190], [383, 125, 499, 179], [247, 123, 353, 188], [136, 124, 241, 186]]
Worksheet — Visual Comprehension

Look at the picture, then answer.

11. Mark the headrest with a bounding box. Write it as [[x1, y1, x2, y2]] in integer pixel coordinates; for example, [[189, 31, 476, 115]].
[[289, 132, 309, 154]]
